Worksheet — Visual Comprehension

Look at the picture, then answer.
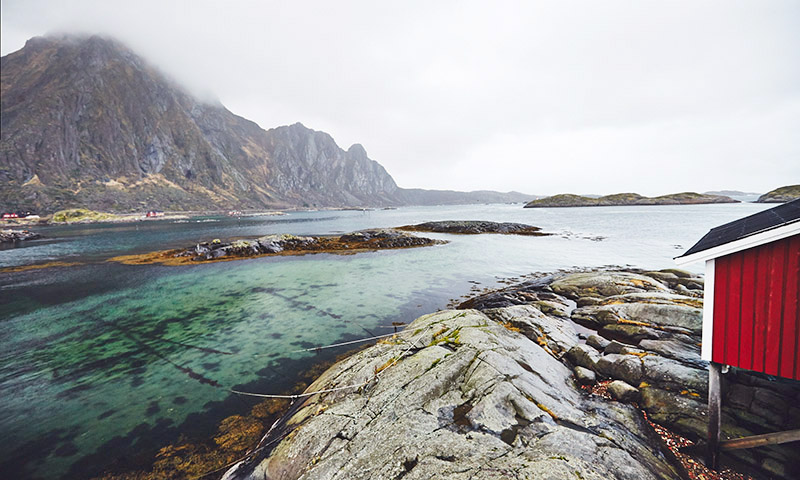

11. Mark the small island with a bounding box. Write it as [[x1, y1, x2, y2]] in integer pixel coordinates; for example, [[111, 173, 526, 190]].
[[110, 229, 444, 266], [1, 229, 42, 243], [396, 220, 550, 236], [524, 192, 738, 208], [756, 185, 800, 203]]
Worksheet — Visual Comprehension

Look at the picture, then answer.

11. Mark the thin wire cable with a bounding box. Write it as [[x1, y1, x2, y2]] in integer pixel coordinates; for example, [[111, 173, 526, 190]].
[[231, 322, 435, 400], [230, 381, 370, 400], [217, 321, 440, 479], [288, 332, 398, 353]]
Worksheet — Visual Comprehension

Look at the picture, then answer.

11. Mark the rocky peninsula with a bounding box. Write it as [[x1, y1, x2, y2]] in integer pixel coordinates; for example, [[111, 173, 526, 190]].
[[219, 269, 798, 480], [756, 185, 800, 203], [397, 220, 550, 236], [110, 229, 444, 266], [525, 192, 738, 208]]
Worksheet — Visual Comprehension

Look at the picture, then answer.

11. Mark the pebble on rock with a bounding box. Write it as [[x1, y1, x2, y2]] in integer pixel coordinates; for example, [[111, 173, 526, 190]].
[[586, 334, 611, 351], [574, 366, 597, 386], [608, 380, 640, 403]]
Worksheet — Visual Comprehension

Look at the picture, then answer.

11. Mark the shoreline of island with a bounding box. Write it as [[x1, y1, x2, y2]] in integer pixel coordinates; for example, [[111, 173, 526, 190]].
[[106, 221, 554, 266], [524, 191, 740, 208]]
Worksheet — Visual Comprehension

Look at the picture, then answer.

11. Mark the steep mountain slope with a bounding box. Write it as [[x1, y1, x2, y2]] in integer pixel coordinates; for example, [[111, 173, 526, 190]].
[[0, 34, 408, 212]]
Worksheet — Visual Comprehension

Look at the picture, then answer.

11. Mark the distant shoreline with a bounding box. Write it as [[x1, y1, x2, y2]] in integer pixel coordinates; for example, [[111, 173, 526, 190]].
[[0, 209, 288, 227], [524, 191, 739, 208]]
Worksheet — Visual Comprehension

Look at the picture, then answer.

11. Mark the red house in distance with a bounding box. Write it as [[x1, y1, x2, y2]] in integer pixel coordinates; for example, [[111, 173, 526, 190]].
[[676, 198, 800, 467]]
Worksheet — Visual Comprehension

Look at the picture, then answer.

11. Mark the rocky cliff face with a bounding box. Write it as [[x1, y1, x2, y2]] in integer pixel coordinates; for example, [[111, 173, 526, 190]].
[[0, 34, 535, 213], [264, 124, 401, 207], [0, 35, 404, 212]]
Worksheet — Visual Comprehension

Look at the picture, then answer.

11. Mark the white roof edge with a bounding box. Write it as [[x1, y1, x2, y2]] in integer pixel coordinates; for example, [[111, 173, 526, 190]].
[[675, 222, 800, 266]]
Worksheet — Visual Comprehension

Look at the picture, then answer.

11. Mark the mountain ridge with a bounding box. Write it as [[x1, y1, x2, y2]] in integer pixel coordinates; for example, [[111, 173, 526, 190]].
[[0, 34, 532, 213]]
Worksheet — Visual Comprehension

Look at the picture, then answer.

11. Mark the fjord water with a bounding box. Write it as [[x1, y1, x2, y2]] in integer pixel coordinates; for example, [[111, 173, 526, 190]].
[[0, 203, 769, 478]]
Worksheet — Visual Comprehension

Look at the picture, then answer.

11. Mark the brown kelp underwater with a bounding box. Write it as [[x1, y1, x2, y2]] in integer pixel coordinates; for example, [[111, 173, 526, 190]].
[[92, 350, 362, 480]]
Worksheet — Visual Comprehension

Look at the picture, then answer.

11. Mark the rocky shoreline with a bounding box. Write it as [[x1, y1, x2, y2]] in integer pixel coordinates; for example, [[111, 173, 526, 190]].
[[1, 229, 42, 243], [220, 269, 798, 480], [109, 229, 445, 266], [0, 209, 287, 227]]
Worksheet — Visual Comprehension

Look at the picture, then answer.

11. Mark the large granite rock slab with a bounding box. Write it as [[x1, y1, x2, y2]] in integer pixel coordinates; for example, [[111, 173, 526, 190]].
[[223, 310, 683, 480], [460, 269, 800, 479], [550, 272, 670, 299]]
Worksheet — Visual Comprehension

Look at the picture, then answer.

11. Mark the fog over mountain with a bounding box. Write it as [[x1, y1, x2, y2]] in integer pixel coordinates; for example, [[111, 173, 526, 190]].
[[2, 1, 798, 196], [0, 35, 530, 212]]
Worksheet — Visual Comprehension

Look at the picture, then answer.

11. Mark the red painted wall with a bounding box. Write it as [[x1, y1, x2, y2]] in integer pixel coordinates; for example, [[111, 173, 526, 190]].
[[712, 234, 800, 380]]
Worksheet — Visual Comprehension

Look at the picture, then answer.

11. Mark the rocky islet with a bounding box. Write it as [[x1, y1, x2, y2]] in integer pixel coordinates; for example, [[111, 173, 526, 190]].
[[109, 220, 556, 266], [1, 228, 41, 243], [397, 220, 551, 236], [110, 229, 446, 265]]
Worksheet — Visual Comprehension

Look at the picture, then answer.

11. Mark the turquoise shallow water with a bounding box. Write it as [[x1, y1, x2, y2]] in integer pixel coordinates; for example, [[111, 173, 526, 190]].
[[0, 203, 770, 478]]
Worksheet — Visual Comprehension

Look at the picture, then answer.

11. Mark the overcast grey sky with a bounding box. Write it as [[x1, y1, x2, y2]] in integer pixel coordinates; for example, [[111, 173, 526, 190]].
[[2, 0, 798, 195]]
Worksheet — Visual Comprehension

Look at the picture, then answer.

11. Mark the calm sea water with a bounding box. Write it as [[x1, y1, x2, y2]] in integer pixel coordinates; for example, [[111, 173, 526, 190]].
[[0, 203, 770, 478]]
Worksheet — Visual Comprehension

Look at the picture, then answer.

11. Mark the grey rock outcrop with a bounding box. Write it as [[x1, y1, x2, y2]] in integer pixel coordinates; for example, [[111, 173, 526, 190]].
[[223, 310, 684, 480], [567, 343, 603, 371], [458, 268, 799, 479], [0, 229, 41, 242], [550, 271, 670, 299], [171, 229, 441, 262]]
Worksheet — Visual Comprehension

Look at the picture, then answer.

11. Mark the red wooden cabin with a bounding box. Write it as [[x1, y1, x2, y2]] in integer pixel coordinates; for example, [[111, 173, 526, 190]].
[[676, 198, 800, 466], [676, 199, 800, 380]]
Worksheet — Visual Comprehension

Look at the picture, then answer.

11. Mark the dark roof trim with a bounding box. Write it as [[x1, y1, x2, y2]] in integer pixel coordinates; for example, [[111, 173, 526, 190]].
[[677, 199, 800, 260]]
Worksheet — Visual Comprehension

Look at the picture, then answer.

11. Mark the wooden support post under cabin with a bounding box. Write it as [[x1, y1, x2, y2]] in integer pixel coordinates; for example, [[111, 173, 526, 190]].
[[707, 362, 722, 469], [720, 429, 800, 451]]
